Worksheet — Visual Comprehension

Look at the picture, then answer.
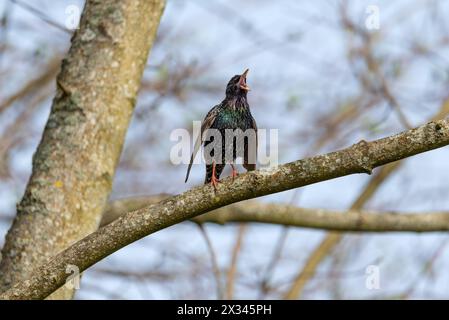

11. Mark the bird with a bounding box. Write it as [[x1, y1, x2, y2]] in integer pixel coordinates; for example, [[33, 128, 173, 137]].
[[185, 69, 258, 189]]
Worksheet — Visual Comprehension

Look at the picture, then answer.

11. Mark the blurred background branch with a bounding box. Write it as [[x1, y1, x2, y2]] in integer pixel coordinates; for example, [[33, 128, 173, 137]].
[[2, 117, 449, 299], [1, 0, 449, 299]]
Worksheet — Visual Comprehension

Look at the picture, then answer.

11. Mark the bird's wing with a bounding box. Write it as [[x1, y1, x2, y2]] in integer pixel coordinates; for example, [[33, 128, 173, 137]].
[[251, 115, 258, 154], [185, 105, 220, 182], [244, 115, 258, 171]]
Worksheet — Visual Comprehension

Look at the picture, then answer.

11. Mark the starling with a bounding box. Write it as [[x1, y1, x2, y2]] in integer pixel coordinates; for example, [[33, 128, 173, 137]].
[[185, 69, 258, 189]]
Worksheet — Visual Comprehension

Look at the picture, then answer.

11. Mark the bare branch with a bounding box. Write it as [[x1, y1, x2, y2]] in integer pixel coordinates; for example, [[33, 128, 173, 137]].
[[0, 58, 60, 114], [283, 99, 449, 299], [225, 224, 247, 300], [195, 203, 449, 232], [2, 118, 449, 299], [196, 223, 224, 300], [104, 195, 449, 233]]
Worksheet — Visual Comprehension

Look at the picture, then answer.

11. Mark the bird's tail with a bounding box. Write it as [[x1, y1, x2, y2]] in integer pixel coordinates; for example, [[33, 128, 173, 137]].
[[185, 154, 194, 183]]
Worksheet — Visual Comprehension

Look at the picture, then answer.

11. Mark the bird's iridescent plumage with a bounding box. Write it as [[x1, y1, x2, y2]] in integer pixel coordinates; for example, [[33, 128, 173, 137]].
[[185, 69, 257, 186]]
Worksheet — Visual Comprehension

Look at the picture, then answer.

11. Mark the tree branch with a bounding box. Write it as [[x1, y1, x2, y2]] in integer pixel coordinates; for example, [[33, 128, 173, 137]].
[[1, 119, 449, 299], [195, 204, 449, 232], [283, 98, 449, 299], [104, 195, 449, 232]]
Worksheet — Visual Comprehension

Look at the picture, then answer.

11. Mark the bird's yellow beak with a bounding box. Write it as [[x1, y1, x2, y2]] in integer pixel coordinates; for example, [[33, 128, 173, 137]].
[[239, 68, 250, 91]]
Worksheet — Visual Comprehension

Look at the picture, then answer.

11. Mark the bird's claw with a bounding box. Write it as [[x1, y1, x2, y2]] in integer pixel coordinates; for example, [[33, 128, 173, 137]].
[[210, 175, 221, 191], [231, 168, 239, 182]]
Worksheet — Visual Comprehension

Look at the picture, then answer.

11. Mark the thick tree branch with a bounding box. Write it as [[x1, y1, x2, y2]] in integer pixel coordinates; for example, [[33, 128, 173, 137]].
[[283, 99, 449, 299], [1, 119, 449, 299]]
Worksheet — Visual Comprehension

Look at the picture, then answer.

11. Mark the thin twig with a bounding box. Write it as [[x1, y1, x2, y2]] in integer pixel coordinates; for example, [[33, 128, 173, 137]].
[[9, 0, 72, 34], [225, 224, 247, 299], [196, 223, 224, 300]]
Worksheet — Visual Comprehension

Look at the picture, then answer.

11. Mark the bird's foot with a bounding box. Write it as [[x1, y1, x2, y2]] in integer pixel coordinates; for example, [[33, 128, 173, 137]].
[[231, 167, 239, 182], [210, 174, 221, 191]]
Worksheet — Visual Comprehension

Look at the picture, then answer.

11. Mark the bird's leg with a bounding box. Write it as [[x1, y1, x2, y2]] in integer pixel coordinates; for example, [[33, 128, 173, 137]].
[[210, 161, 220, 190], [230, 163, 239, 181]]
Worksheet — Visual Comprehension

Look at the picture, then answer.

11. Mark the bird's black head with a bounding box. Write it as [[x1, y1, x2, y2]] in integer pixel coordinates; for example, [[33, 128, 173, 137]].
[[225, 69, 250, 98]]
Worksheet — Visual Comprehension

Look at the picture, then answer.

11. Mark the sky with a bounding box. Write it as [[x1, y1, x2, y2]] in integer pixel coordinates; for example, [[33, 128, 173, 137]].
[[1, 0, 449, 299]]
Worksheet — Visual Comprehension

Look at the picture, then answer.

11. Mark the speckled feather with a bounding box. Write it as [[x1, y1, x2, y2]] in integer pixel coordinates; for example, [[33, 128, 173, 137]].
[[185, 73, 257, 184]]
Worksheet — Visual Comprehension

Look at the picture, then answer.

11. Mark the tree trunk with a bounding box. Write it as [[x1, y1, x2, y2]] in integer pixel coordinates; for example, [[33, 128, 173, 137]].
[[0, 0, 165, 299]]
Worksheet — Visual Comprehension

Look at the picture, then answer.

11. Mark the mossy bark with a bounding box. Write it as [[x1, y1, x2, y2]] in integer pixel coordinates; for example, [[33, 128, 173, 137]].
[[0, 0, 165, 299]]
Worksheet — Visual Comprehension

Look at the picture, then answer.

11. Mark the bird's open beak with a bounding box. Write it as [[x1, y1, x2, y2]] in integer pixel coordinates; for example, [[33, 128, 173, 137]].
[[239, 68, 250, 91]]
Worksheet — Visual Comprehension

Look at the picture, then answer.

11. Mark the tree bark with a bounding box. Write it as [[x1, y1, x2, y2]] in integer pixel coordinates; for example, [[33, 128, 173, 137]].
[[283, 100, 449, 299], [103, 196, 449, 232], [0, 0, 165, 299], [195, 204, 449, 232], [1, 118, 449, 300]]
